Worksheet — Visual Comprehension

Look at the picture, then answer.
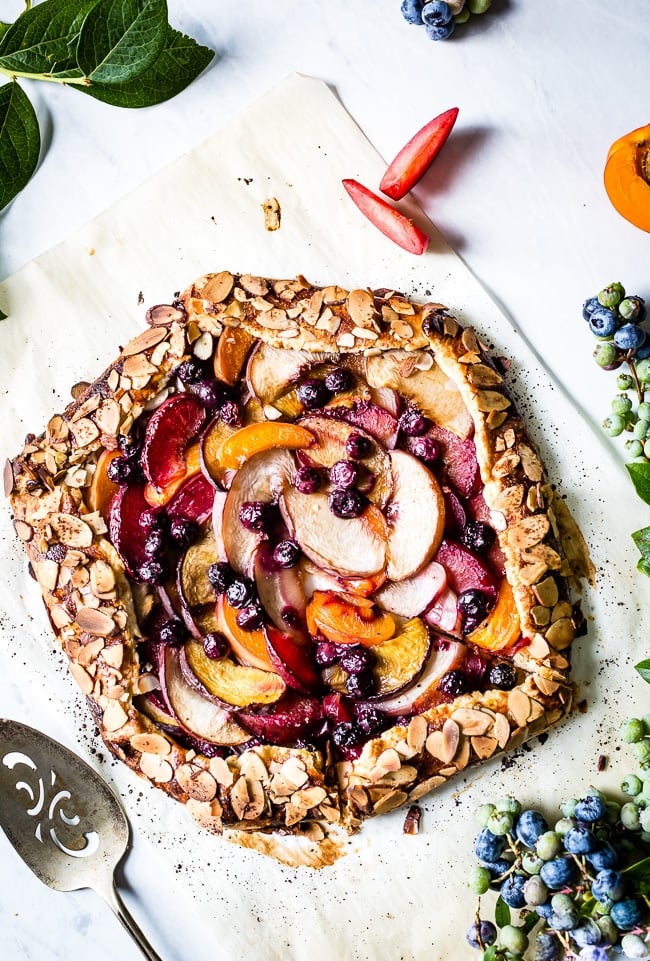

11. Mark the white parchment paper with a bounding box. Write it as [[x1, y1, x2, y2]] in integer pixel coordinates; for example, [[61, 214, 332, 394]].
[[0, 75, 648, 961]]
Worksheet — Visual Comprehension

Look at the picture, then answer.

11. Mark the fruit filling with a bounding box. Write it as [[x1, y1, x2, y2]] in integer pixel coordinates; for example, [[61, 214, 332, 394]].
[[99, 336, 528, 759]]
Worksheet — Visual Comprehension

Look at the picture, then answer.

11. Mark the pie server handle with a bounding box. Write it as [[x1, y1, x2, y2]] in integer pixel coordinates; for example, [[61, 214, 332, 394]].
[[96, 875, 165, 961]]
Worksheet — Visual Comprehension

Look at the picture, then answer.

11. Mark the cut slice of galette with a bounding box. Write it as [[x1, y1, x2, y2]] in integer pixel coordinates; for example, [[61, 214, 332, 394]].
[[7, 271, 594, 860]]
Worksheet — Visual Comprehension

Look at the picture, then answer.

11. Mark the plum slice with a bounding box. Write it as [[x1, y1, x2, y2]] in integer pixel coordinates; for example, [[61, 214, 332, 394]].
[[222, 448, 294, 575], [281, 486, 386, 578], [215, 595, 276, 672], [379, 107, 459, 201], [167, 472, 215, 522], [371, 617, 431, 698], [160, 646, 249, 744], [183, 640, 285, 708], [253, 542, 306, 637], [366, 350, 473, 439], [375, 560, 446, 618], [424, 586, 463, 637], [376, 637, 465, 715], [342, 179, 430, 256], [340, 401, 399, 450], [264, 625, 321, 694], [142, 393, 206, 492], [247, 342, 329, 409], [297, 414, 393, 508], [108, 481, 150, 577], [385, 450, 445, 581], [238, 693, 324, 746], [423, 424, 479, 498], [434, 539, 497, 601]]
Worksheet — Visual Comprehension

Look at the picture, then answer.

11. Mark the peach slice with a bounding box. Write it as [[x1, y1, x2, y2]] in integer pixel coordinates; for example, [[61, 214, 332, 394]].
[[377, 637, 465, 715], [465, 577, 521, 652], [217, 422, 314, 470], [306, 590, 395, 648], [214, 326, 257, 386], [385, 450, 446, 581], [604, 124, 650, 232], [87, 449, 121, 518], [184, 640, 285, 708], [371, 617, 431, 698], [216, 595, 276, 672]]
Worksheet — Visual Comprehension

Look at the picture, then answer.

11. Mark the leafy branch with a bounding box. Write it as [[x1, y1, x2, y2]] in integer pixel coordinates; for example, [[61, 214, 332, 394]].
[[627, 467, 650, 684], [0, 0, 213, 213]]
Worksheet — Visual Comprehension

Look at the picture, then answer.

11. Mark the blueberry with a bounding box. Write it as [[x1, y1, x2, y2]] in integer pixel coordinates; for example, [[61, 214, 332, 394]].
[[614, 322, 646, 352], [572, 920, 603, 948], [137, 559, 166, 584], [588, 307, 619, 338], [474, 827, 506, 862], [331, 721, 363, 747], [345, 671, 374, 699], [533, 931, 559, 961], [563, 825, 597, 855], [591, 868, 624, 903], [176, 359, 204, 383], [273, 539, 301, 568], [500, 872, 527, 908], [585, 842, 618, 871], [610, 898, 643, 931], [460, 521, 496, 555], [158, 617, 185, 646], [239, 500, 272, 532], [458, 589, 490, 621], [294, 466, 322, 494], [139, 506, 162, 531], [297, 378, 330, 409], [422, 0, 452, 25], [144, 527, 165, 557], [226, 578, 256, 609], [482, 858, 512, 883], [345, 432, 373, 460], [329, 488, 366, 519], [168, 516, 199, 547], [354, 703, 384, 736], [437, 668, 469, 696], [219, 400, 241, 426], [582, 296, 601, 321], [539, 856, 578, 890], [400, 0, 424, 25], [117, 434, 141, 459], [486, 662, 517, 691], [536, 901, 554, 921], [636, 341, 650, 360], [208, 561, 235, 594], [466, 920, 497, 950], [106, 455, 137, 484], [409, 436, 438, 463], [324, 367, 353, 393], [399, 407, 429, 436], [339, 647, 375, 675], [203, 632, 229, 659], [575, 794, 606, 822], [236, 604, 264, 631], [329, 460, 358, 489], [425, 19, 455, 39], [516, 809, 549, 847], [315, 641, 340, 666], [191, 379, 230, 411]]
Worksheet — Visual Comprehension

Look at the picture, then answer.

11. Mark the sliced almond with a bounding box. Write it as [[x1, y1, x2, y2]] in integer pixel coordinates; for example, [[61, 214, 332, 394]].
[[75, 607, 116, 637], [122, 327, 167, 357], [49, 513, 93, 548], [175, 764, 218, 802], [507, 689, 531, 728], [407, 715, 428, 753], [471, 736, 498, 759], [131, 732, 171, 756], [140, 753, 174, 783], [69, 661, 94, 695], [493, 712, 511, 748], [451, 708, 492, 737], [102, 700, 129, 733], [347, 289, 377, 329], [102, 643, 124, 669], [441, 718, 460, 763], [209, 755, 234, 787], [408, 775, 446, 801], [371, 789, 408, 816], [201, 271, 234, 303]]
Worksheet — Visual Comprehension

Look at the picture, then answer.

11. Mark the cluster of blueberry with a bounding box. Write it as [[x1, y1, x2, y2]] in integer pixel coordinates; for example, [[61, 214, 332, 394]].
[[583, 284, 650, 460], [465, 714, 650, 960], [400, 0, 492, 41]]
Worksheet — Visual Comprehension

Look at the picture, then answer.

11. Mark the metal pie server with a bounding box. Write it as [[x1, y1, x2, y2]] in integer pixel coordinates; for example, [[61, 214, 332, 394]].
[[0, 717, 163, 961]]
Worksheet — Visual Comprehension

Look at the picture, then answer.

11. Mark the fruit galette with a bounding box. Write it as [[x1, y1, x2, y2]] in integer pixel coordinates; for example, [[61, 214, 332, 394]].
[[7, 271, 594, 856]]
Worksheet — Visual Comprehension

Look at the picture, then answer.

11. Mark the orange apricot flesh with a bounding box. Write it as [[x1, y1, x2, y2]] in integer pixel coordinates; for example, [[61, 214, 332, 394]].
[[604, 123, 650, 232], [217, 422, 314, 470], [465, 577, 521, 652], [306, 590, 395, 648]]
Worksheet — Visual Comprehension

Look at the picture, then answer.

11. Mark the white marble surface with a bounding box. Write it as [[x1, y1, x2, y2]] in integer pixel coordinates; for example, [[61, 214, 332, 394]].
[[1, 1, 650, 959]]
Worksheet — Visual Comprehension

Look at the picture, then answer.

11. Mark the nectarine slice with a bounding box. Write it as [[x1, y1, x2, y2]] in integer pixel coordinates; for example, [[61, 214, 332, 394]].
[[87, 449, 121, 518], [217, 422, 314, 470], [216, 595, 276, 672], [144, 443, 201, 507], [604, 124, 650, 232], [214, 326, 257, 386], [306, 590, 395, 647], [465, 577, 521, 652]]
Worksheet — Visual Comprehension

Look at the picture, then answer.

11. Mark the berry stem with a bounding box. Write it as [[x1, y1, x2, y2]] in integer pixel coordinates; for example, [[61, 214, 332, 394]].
[[627, 353, 645, 404]]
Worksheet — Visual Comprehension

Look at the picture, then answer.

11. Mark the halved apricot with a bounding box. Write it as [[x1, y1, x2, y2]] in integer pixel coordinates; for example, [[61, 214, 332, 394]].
[[604, 124, 650, 232], [465, 577, 521, 652], [216, 595, 276, 672], [217, 422, 314, 470], [144, 443, 201, 507], [306, 590, 395, 647], [86, 449, 121, 518]]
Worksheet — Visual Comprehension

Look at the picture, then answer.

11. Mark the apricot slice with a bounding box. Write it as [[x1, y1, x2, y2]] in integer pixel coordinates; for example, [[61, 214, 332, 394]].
[[306, 590, 395, 648], [184, 640, 285, 708], [465, 577, 521, 652], [217, 422, 314, 470], [372, 617, 431, 697], [214, 326, 257, 386], [604, 124, 650, 232], [216, 595, 276, 672], [87, 449, 121, 518]]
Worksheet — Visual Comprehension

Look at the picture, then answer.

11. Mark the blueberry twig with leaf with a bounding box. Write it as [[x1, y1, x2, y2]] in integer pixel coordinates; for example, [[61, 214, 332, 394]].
[[583, 283, 650, 687], [0, 0, 214, 214]]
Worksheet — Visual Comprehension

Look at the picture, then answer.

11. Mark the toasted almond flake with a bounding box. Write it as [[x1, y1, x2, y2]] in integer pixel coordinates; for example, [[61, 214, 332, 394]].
[[453, 737, 471, 771], [491, 484, 524, 514], [519, 561, 548, 586], [239, 752, 268, 782], [301, 821, 326, 842], [76, 607, 116, 637], [136, 673, 160, 694], [413, 351, 434, 371], [348, 785, 371, 814], [102, 643, 124, 669], [209, 756, 234, 787], [34, 559, 59, 592], [393, 739, 417, 760], [468, 364, 503, 388], [89, 559, 116, 596], [545, 617, 575, 650], [240, 274, 269, 296], [102, 701, 129, 733], [388, 297, 415, 316], [187, 799, 223, 835], [532, 605, 551, 627], [107, 369, 120, 391], [374, 748, 402, 774], [13, 519, 33, 542], [51, 604, 73, 628], [337, 332, 355, 348], [347, 289, 377, 329], [374, 766, 418, 788], [77, 638, 105, 667], [69, 661, 94, 695], [508, 514, 550, 550], [131, 733, 171, 756], [451, 708, 492, 737], [279, 756, 309, 790], [508, 689, 531, 727], [256, 308, 290, 330], [486, 410, 508, 430], [372, 789, 408, 816], [322, 285, 348, 304], [140, 753, 173, 783], [69, 417, 100, 448], [493, 713, 510, 748], [263, 405, 283, 420], [230, 776, 251, 820], [551, 600, 573, 622], [524, 544, 562, 570], [292, 786, 327, 810], [425, 730, 444, 761], [122, 327, 166, 357], [408, 775, 447, 801], [175, 764, 217, 802], [193, 331, 214, 360], [533, 576, 559, 608], [528, 699, 546, 722], [49, 513, 93, 548], [461, 328, 479, 352], [472, 736, 498, 759], [280, 328, 300, 339], [201, 271, 234, 303], [351, 326, 379, 341], [441, 718, 460, 763], [519, 444, 544, 482], [407, 715, 428, 752], [245, 780, 266, 820], [492, 451, 521, 478], [392, 317, 414, 340]]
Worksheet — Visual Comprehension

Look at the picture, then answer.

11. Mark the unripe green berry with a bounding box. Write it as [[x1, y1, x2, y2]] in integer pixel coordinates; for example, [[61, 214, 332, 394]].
[[625, 439, 644, 458], [499, 925, 528, 955], [521, 851, 543, 875], [605, 800, 621, 823], [594, 342, 618, 367], [487, 810, 513, 836], [640, 807, 650, 832], [560, 798, 578, 817], [620, 718, 645, 742], [638, 401, 650, 420], [475, 802, 496, 827], [637, 764, 650, 782], [630, 455, 649, 464], [468, 864, 491, 894], [554, 816, 576, 835], [621, 774, 643, 796], [597, 917, 617, 943], [454, 9, 471, 22], [619, 297, 643, 321], [495, 796, 522, 816], [636, 359, 650, 385], [621, 801, 642, 830], [468, 0, 491, 12], [536, 831, 562, 860], [598, 282, 625, 308], [633, 419, 650, 440], [617, 372, 635, 390], [612, 394, 633, 415], [644, 438, 650, 459], [633, 739, 650, 764], [603, 414, 626, 436]]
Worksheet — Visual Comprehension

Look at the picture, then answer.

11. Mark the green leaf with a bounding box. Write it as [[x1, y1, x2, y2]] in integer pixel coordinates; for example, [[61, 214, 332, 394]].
[[494, 896, 511, 928], [0, 24, 11, 44], [520, 912, 539, 935], [0, 308, 7, 320], [638, 557, 650, 578], [626, 462, 650, 506], [635, 660, 650, 684], [78, 26, 213, 108], [623, 856, 650, 892], [0, 0, 96, 77], [633, 525, 650, 560], [0, 81, 40, 211], [76, 0, 168, 84]]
